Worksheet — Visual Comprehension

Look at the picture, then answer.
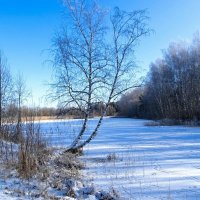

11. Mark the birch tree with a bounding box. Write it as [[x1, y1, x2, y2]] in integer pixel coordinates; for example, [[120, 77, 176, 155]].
[[51, 0, 150, 152]]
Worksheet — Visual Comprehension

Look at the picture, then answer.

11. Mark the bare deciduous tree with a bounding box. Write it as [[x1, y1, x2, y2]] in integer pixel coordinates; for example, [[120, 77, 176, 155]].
[[51, 0, 150, 152], [0, 51, 13, 130], [14, 74, 29, 139]]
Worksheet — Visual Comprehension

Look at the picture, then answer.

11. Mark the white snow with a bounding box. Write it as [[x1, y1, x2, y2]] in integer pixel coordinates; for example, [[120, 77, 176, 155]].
[[40, 118, 200, 199], [82, 118, 200, 199], [0, 193, 16, 200], [1, 117, 200, 199]]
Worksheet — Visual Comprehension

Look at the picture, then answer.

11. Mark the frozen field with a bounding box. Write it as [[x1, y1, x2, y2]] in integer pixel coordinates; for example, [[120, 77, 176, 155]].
[[38, 117, 200, 199]]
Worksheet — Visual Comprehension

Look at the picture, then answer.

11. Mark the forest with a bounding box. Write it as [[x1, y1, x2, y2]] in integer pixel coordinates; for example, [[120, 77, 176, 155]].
[[118, 34, 200, 121]]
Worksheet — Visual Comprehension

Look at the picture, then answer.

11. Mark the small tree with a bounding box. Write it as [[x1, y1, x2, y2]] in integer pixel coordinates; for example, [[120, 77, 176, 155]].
[[14, 74, 29, 140], [51, 0, 151, 152], [0, 51, 13, 130]]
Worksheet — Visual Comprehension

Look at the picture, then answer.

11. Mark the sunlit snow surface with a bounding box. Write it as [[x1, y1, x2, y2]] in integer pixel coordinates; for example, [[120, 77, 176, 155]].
[[40, 118, 200, 199]]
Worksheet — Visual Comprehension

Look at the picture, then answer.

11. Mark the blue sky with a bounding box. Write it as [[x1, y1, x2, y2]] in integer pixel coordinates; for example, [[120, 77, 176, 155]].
[[0, 0, 200, 107]]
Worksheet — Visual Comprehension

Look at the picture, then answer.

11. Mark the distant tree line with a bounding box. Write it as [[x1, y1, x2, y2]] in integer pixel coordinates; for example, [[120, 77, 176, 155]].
[[118, 34, 200, 120], [56, 102, 118, 118], [6, 102, 118, 119], [0, 52, 28, 126], [0, 52, 50, 124]]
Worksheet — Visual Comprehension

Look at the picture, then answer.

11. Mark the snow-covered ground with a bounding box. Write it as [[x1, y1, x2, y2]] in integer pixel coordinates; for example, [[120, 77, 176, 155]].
[[1, 117, 200, 199], [41, 118, 200, 199], [82, 118, 200, 199]]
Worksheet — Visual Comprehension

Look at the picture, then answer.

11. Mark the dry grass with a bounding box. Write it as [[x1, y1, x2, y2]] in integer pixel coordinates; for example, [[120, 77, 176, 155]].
[[145, 118, 200, 126], [22, 115, 79, 122], [22, 116, 58, 122], [18, 122, 43, 178], [0, 117, 50, 179], [53, 151, 84, 179], [145, 119, 183, 126]]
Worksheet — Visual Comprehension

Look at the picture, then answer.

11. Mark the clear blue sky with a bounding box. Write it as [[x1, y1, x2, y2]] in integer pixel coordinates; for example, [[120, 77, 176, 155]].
[[0, 0, 200, 107]]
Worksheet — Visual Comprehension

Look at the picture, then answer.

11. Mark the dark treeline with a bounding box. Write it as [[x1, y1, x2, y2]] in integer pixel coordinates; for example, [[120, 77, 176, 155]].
[[8, 102, 117, 119], [56, 102, 118, 118], [118, 34, 200, 121]]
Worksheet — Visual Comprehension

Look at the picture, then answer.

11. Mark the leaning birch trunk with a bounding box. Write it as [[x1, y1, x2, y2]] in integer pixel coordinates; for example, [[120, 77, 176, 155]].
[[65, 107, 108, 153], [69, 112, 89, 148], [66, 82, 115, 153]]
